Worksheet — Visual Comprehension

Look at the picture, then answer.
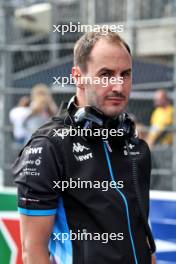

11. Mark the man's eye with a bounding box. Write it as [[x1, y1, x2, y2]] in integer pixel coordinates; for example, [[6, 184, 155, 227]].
[[100, 72, 111, 77], [122, 71, 131, 78]]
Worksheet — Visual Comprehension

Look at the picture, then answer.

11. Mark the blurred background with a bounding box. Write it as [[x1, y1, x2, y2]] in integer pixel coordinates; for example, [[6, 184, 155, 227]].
[[0, 0, 176, 263]]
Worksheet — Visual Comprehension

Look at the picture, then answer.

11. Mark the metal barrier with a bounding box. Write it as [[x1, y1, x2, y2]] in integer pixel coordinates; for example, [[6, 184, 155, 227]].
[[0, 0, 176, 191]]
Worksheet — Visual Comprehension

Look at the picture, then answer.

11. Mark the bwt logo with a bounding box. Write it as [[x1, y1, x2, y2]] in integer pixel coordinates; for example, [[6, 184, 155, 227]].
[[25, 147, 43, 155]]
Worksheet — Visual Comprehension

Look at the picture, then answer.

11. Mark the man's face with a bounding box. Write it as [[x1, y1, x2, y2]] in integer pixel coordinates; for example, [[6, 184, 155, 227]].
[[76, 39, 132, 117], [154, 91, 167, 107]]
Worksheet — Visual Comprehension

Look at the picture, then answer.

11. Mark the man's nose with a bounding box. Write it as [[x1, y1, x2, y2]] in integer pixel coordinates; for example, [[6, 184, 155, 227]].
[[111, 76, 123, 93]]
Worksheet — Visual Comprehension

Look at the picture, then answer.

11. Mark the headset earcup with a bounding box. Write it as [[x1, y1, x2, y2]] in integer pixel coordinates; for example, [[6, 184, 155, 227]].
[[117, 113, 135, 140]]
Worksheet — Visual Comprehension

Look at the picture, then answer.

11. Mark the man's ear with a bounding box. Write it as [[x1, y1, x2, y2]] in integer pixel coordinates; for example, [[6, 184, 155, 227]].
[[72, 66, 84, 90]]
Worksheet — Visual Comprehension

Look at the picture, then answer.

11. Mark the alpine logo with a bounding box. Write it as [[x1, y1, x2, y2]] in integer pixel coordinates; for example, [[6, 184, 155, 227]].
[[73, 142, 93, 162], [123, 144, 140, 156], [25, 147, 43, 155]]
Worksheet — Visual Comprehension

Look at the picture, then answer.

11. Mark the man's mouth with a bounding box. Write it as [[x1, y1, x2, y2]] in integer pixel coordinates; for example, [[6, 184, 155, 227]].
[[106, 97, 125, 102]]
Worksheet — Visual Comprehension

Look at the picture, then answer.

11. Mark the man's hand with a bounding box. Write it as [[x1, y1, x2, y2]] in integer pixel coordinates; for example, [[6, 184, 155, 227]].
[[152, 255, 157, 264]]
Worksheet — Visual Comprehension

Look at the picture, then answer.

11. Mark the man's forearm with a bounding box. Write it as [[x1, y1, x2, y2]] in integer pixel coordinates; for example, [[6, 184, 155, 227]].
[[22, 248, 51, 264]]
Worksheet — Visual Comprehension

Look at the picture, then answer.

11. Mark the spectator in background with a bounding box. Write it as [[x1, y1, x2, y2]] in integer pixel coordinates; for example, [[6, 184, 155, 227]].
[[24, 83, 58, 140], [30, 83, 58, 116], [145, 89, 173, 149], [9, 96, 30, 145]]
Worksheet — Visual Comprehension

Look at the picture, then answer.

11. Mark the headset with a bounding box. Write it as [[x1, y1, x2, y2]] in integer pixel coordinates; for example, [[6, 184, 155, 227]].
[[67, 96, 136, 142]]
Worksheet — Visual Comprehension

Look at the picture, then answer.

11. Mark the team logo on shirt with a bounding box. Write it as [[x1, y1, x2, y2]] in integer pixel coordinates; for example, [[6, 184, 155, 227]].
[[25, 147, 43, 155], [73, 143, 90, 153], [123, 144, 140, 156], [21, 147, 43, 176], [22, 157, 42, 166], [72, 142, 93, 161]]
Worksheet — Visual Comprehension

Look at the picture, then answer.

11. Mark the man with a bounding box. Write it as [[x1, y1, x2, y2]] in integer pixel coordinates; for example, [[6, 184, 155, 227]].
[[24, 83, 58, 141], [146, 89, 173, 149], [13, 30, 156, 263], [9, 96, 30, 145]]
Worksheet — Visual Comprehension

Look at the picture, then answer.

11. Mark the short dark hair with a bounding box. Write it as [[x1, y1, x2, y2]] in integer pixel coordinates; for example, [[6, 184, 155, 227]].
[[74, 29, 131, 72]]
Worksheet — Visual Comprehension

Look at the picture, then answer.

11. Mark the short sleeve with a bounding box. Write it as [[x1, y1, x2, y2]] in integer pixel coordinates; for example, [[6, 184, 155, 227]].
[[13, 137, 63, 216]]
